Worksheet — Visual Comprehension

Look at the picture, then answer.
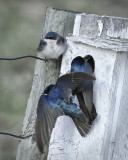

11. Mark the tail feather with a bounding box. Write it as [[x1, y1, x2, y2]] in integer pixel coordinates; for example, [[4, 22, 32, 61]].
[[91, 104, 97, 121], [73, 118, 91, 137]]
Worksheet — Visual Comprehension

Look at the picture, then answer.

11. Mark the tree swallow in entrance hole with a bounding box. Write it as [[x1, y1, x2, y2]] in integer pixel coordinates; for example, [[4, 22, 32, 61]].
[[35, 72, 96, 153], [71, 56, 97, 124], [36, 32, 67, 59]]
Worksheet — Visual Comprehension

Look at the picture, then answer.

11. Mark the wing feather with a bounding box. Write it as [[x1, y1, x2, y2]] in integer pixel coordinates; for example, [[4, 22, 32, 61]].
[[78, 80, 94, 121], [35, 95, 64, 153], [56, 72, 96, 103]]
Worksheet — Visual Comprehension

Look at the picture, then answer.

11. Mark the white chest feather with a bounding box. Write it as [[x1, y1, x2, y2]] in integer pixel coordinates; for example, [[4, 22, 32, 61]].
[[39, 39, 67, 59]]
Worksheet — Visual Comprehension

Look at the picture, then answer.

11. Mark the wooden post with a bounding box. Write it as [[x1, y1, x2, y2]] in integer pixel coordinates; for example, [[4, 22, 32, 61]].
[[17, 8, 128, 160], [16, 7, 77, 160]]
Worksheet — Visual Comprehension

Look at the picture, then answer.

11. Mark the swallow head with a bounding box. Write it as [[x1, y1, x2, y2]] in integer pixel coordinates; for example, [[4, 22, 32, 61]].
[[71, 56, 94, 74], [71, 56, 85, 72], [36, 32, 67, 59], [71, 56, 85, 66], [45, 32, 58, 40], [43, 84, 55, 95]]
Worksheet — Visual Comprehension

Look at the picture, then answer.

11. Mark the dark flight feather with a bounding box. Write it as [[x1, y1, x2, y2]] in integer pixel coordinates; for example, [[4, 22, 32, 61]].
[[56, 72, 96, 103], [35, 95, 64, 153]]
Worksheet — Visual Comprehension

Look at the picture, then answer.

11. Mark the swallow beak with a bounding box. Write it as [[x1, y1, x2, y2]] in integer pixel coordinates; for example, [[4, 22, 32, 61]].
[[36, 39, 47, 52], [36, 46, 42, 52]]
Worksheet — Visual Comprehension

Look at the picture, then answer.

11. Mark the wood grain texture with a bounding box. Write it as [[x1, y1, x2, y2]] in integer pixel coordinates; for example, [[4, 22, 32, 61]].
[[76, 14, 128, 39], [102, 52, 128, 160], [67, 35, 128, 52], [109, 53, 128, 160]]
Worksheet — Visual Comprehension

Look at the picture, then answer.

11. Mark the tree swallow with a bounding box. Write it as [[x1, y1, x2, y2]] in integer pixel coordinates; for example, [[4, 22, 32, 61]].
[[36, 32, 67, 59], [35, 72, 95, 153], [71, 56, 97, 124]]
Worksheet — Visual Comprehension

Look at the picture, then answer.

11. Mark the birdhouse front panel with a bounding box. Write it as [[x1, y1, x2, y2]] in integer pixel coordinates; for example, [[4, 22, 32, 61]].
[[48, 37, 118, 160]]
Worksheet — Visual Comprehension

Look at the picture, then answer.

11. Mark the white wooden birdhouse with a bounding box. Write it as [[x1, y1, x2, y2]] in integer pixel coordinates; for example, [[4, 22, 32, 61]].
[[17, 8, 128, 160], [48, 13, 128, 160]]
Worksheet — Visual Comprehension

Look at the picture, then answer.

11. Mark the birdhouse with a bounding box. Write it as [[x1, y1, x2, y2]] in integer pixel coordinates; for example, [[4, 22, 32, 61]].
[[17, 8, 128, 160], [48, 14, 128, 160]]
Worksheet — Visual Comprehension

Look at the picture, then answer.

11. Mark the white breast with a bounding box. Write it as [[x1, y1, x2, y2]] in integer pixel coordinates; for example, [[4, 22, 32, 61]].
[[38, 39, 67, 59]]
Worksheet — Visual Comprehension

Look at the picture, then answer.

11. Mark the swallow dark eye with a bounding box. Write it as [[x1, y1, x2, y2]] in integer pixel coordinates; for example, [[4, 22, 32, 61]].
[[40, 40, 47, 46], [36, 40, 47, 51]]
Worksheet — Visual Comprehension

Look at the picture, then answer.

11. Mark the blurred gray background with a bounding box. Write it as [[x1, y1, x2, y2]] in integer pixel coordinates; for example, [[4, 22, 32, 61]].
[[0, 0, 128, 159]]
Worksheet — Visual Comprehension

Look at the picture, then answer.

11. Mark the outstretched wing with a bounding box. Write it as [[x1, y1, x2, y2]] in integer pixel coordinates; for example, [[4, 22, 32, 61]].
[[56, 72, 96, 103], [35, 95, 64, 153]]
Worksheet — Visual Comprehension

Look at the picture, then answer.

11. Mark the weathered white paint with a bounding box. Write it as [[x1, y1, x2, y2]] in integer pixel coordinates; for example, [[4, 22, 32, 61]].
[[106, 17, 128, 39], [110, 53, 127, 143], [107, 53, 127, 160], [73, 14, 84, 36], [97, 20, 103, 36], [78, 14, 128, 40], [66, 35, 128, 52], [111, 54, 128, 159]]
